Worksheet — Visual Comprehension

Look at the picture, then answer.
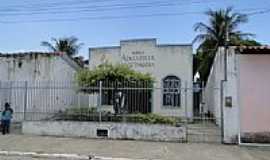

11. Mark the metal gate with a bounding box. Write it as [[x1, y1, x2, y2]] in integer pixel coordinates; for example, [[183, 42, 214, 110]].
[[186, 84, 222, 143], [186, 116, 222, 143]]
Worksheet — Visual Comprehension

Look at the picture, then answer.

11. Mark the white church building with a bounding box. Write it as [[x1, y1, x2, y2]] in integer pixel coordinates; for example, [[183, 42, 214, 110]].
[[89, 38, 193, 118]]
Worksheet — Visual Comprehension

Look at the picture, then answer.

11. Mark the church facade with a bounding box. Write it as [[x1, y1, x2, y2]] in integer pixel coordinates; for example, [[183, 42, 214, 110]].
[[89, 39, 193, 118]]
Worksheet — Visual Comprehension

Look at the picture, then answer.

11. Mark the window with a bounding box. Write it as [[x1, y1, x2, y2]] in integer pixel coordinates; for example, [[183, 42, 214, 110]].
[[163, 76, 181, 107]]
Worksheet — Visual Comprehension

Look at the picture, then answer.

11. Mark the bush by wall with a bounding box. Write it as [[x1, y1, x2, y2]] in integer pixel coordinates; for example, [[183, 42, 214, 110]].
[[56, 107, 181, 126]]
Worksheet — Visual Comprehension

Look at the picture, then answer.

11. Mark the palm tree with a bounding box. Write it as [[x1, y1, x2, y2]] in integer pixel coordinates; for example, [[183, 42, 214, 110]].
[[41, 36, 83, 57], [194, 7, 252, 81], [194, 7, 251, 50]]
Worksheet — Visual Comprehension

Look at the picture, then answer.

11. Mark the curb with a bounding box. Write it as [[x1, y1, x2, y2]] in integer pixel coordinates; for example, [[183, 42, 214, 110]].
[[0, 150, 149, 160]]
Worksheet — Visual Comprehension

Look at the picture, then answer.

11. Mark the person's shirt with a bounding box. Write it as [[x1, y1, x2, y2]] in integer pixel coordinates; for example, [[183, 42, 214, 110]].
[[1, 109, 13, 121]]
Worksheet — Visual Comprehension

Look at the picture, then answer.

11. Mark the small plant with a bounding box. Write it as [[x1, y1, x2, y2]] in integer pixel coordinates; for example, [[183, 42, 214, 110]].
[[65, 107, 97, 115], [126, 113, 180, 126], [57, 106, 104, 121], [56, 107, 181, 126]]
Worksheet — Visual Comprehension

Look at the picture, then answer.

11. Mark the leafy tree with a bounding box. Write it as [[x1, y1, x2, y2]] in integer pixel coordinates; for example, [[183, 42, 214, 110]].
[[76, 64, 154, 114], [41, 36, 83, 57], [76, 63, 154, 88], [232, 38, 261, 46], [194, 7, 259, 81]]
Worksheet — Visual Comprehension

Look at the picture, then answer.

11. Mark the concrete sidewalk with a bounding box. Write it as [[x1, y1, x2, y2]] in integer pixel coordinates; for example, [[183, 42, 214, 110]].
[[0, 135, 269, 160]]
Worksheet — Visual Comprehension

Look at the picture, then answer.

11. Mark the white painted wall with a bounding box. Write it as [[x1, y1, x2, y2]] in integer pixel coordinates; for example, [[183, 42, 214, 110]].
[[204, 47, 241, 143], [89, 47, 121, 69], [223, 48, 240, 143], [153, 45, 193, 118], [89, 39, 193, 118], [0, 53, 82, 121], [204, 49, 224, 123], [23, 121, 186, 142], [0, 54, 78, 82]]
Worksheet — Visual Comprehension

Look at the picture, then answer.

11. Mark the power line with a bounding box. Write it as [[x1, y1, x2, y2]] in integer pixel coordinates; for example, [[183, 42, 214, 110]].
[[0, 1, 213, 16], [0, 0, 200, 11], [247, 8, 270, 16], [0, 0, 121, 10], [0, 11, 202, 24], [0, 0, 213, 15], [0, 3, 269, 24], [0, 8, 269, 24]]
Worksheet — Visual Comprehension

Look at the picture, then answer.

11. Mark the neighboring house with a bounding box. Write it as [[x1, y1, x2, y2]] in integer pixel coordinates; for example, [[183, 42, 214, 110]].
[[0, 52, 81, 81], [0, 52, 82, 121], [204, 46, 270, 143], [89, 38, 193, 118]]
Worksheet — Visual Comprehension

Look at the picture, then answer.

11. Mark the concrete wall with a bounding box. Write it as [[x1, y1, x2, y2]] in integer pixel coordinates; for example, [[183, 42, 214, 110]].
[[0, 53, 82, 121], [199, 47, 270, 143], [204, 49, 224, 121], [153, 45, 193, 118], [89, 47, 121, 68], [22, 121, 186, 142], [239, 54, 270, 133], [222, 49, 240, 143], [89, 39, 193, 118], [204, 48, 240, 143], [0, 53, 78, 82]]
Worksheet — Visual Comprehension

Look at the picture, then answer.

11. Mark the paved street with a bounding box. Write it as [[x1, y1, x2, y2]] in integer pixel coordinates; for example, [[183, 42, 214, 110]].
[[0, 156, 60, 160], [0, 134, 269, 160]]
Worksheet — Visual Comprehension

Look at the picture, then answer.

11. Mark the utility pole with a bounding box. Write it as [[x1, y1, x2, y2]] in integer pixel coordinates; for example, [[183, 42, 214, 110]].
[[220, 24, 230, 143], [224, 24, 230, 81]]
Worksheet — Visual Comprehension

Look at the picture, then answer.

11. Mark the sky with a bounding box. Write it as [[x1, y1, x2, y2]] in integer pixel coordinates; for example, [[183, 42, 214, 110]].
[[0, 0, 270, 58]]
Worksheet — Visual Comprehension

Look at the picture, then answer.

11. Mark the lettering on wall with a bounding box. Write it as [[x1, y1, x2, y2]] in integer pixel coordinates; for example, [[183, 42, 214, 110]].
[[121, 51, 155, 68]]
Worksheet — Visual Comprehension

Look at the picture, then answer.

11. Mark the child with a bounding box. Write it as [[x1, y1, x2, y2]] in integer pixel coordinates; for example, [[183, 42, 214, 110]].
[[1, 103, 13, 135]]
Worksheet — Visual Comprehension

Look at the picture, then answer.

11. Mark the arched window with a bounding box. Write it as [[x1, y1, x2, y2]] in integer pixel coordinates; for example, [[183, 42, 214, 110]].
[[163, 76, 181, 107]]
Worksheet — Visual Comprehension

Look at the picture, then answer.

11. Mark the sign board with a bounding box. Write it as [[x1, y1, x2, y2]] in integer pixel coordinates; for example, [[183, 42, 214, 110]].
[[121, 51, 155, 68]]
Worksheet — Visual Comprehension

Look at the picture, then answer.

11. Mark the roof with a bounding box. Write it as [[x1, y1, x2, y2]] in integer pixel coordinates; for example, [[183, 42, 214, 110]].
[[0, 51, 82, 70], [89, 38, 192, 50], [157, 44, 192, 47], [233, 46, 270, 54], [120, 38, 157, 43], [0, 52, 64, 57]]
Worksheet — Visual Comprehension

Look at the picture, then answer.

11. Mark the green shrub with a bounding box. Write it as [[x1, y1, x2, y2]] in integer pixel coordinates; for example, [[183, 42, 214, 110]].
[[65, 107, 97, 115], [126, 113, 179, 126], [57, 107, 180, 126], [57, 107, 102, 121]]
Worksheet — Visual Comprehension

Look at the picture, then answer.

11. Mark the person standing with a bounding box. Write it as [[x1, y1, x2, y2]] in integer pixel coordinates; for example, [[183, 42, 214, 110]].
[[1, 103, 13, 135], [113, 91, 125, 115]]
